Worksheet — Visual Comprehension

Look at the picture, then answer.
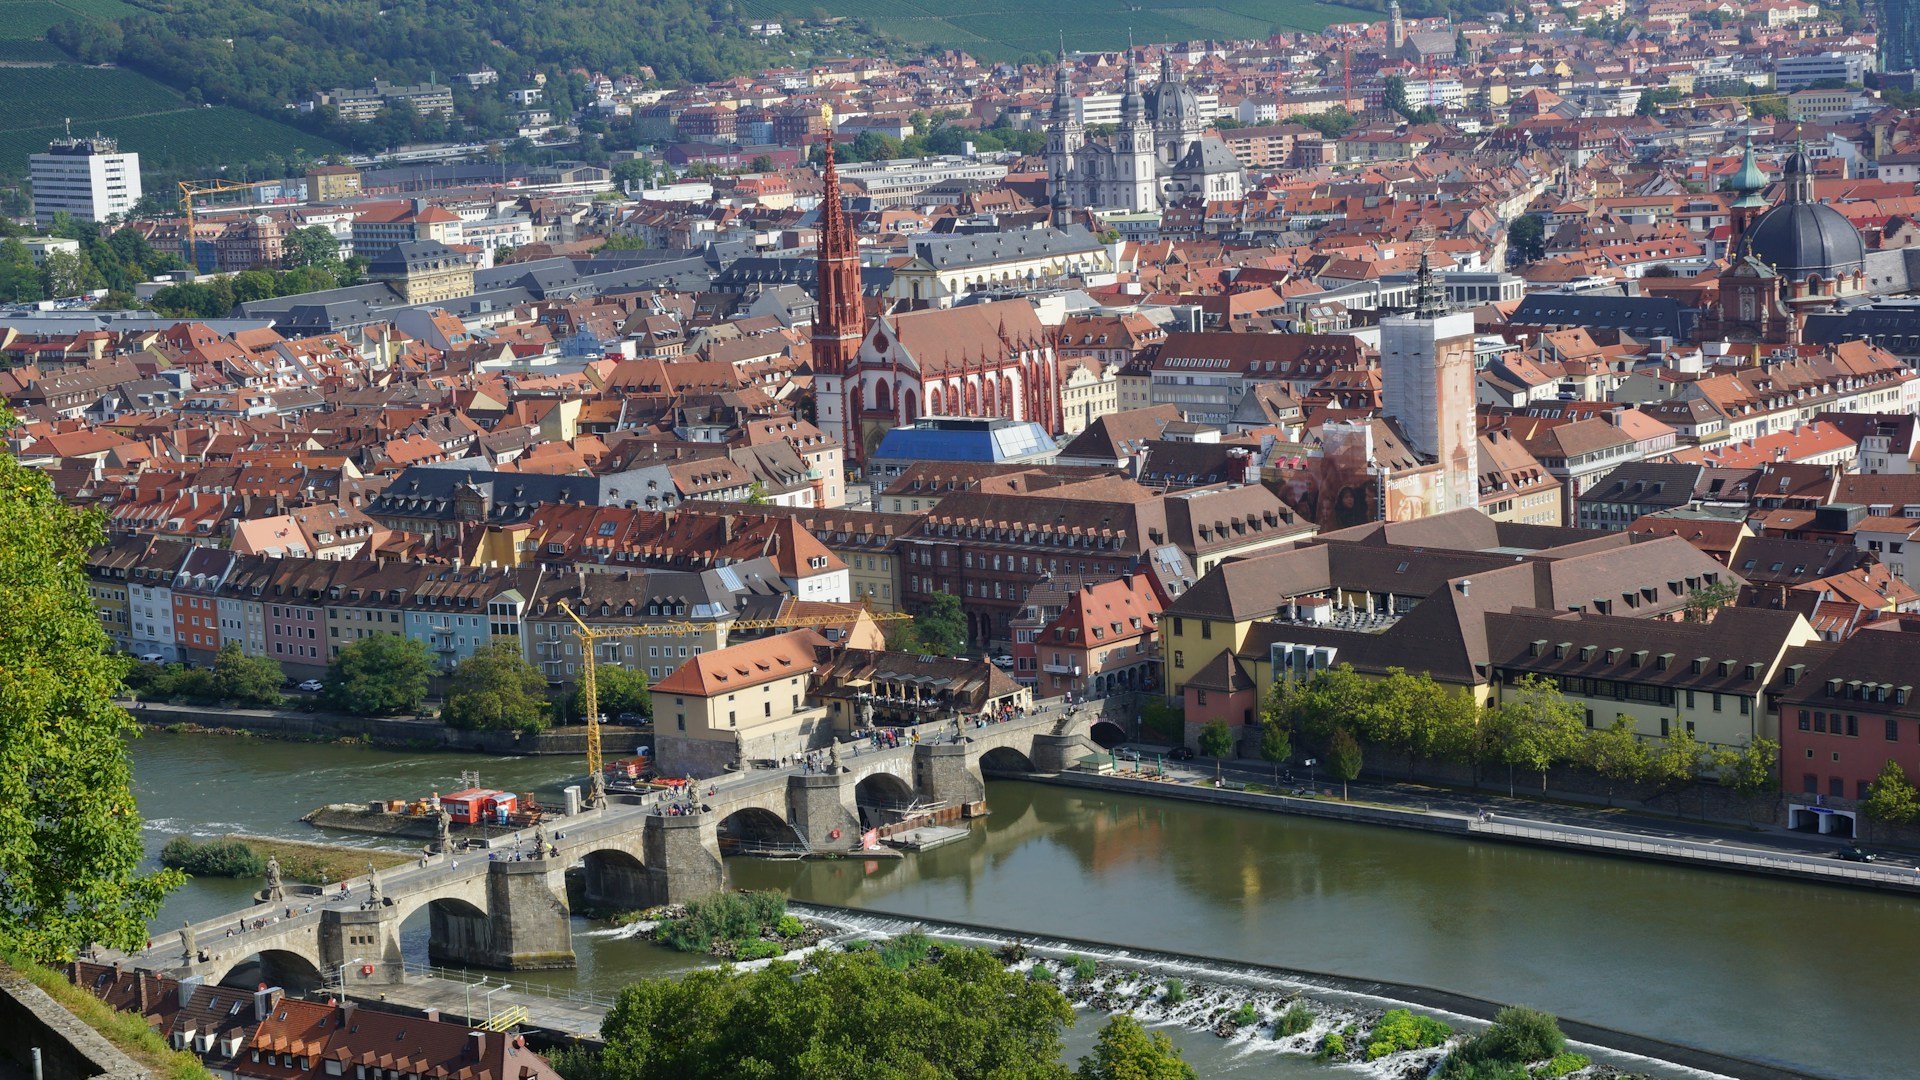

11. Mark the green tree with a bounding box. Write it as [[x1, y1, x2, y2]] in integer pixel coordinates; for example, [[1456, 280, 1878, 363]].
[[1649, 725, 1712, 805], [1197, 720, 1234, 760], [1683, 580, 1739, 622], [323, 633, 433, 716], [1726, 737, 1780, 822], [1284, 663, 1373, 751], [0, 424, 180, 960], [1507, 213, 1546, 264], [443, 641, 551, 734], [914, 591, 967, 655], [1383, 75, 1410, 119], [742, 480, 771, 505], [1256, 680, 1293, 784], [1077, 1013, 1197, 1080], [1488, 675, 1584, 794], [592, 946, 1073, 1079], [41, 248, 103, 298], [584, 664, 652, 721], [283, 225, 341, 270], [1326, 728, 1363, 800], [0, 238, 44, 304], [1582, 716, 1651, 805], [750, 154, 775, 173], [1861, 759, 1920, 831], [209, 642, 284, 706]]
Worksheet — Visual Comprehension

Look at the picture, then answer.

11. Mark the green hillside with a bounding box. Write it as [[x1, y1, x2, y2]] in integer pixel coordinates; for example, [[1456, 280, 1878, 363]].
[[747, 0, 1378, 58], [0, 66, 342, 178]]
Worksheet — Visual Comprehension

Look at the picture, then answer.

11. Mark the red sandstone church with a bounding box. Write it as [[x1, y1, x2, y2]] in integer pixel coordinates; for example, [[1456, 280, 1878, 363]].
[[810, 138, 1060, 465]]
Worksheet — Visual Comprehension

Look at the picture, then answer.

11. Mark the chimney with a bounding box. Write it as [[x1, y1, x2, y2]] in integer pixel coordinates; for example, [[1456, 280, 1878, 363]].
[[424, 1007, 440, 1023], [253, 986, 283, 1023], [469, 1032, 487, 1060], [339, 1000, 357, 1026], [1456, 579, 1471, 597]]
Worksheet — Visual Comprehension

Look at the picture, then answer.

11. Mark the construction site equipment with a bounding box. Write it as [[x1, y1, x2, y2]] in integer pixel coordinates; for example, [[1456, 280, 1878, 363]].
[[177, 178, 285, 268], [556, 602, 911, 807]]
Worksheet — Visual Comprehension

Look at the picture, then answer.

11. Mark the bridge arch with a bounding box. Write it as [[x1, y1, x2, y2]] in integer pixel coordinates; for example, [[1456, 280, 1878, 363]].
[[1089, 719, 1128, 749], [854, 771, 918, 828], [216, 948, 325, 994], [397, 896, 492, 969], [979, 746, 1035, 774], [580, 846, 650, 912], [717, 806, 807, 854]]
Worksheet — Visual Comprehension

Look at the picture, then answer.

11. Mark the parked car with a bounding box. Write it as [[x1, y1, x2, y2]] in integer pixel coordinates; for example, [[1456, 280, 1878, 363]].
[[616, 711, 647, 724], [136, 653, 163, 663], [990, 655, 1014, 669], [296, 679, 325, 692], [1835, 847, 1877, 863], [1168, 747, 1194, 761]]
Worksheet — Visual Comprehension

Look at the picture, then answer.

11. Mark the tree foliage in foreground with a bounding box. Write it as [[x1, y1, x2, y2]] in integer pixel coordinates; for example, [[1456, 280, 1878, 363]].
[[586, 945, 1076, 1080], [0, 426, 179, 960], [1077, 1013, 1196, 1080]]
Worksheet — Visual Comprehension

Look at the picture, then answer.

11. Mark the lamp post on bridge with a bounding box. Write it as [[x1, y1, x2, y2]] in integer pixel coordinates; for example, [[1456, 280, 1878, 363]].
[[484, 982, 511, 1025]]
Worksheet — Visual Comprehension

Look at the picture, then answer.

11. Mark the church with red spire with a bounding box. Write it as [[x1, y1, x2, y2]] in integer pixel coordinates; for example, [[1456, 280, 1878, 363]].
[[810, 112, 1061, 469], [810, 118, 869, 463]]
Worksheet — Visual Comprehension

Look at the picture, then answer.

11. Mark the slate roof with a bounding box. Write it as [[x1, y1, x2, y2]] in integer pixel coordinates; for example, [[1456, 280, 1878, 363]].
[[1508, 292, 1696, 339], [908, 226, 1104, 271]]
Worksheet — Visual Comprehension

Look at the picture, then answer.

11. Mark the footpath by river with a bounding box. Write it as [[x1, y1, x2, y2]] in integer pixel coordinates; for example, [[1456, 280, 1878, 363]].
[[131, 731, 1915, 1079]]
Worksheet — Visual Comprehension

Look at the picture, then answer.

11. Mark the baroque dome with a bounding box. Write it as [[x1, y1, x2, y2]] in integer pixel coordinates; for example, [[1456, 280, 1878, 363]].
[[1738, 150, 1865, 281]]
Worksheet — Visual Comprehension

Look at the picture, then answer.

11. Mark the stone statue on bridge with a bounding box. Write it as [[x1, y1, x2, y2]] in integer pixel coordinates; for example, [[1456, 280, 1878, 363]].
[[533, 823, 547, 859], [829, 738, 843, 772], [178, 921, 194, 963], [433, 805, 452, 854], [264, 855, 284, 902], [366, 862, 381, 909]]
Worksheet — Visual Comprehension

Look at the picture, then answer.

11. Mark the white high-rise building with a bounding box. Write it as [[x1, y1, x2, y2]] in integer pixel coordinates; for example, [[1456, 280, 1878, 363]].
[[30, 136, 142, 226]]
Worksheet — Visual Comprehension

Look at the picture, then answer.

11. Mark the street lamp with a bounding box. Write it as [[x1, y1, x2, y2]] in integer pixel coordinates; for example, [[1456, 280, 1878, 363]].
[[483, 983, 511, 1023], [466, 976, 486, 1021], [1304, 758, 1317, 795]]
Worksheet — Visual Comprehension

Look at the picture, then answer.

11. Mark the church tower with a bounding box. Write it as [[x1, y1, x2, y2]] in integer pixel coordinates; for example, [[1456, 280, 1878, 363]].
[[1390, 0, 1407, 50], [811, 107, 868, 463], [1381, 253, 1478, 514], [1114, 59, 1159, 212], [1046, 47, 1084, 228]]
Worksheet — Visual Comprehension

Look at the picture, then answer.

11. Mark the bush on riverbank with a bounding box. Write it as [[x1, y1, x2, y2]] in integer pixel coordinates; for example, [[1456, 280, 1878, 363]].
[[1276, 1002, 1314, 1036], [158, 838, 264, 878], [127, 644, 284, 709]]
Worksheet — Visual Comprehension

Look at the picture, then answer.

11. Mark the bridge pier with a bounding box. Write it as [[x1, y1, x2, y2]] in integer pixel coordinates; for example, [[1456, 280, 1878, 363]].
[[475, 859, 575, 971], [1029, 732, 1095, 774], [320, 906, 403, 986], [914, 742, 985, 808], [787, 772, 859, 849], [643, 812, 727, 906]]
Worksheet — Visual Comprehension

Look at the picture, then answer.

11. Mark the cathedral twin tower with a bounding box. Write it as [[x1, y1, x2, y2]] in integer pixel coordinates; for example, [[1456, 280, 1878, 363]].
[[1046, 51, 1243, 223]]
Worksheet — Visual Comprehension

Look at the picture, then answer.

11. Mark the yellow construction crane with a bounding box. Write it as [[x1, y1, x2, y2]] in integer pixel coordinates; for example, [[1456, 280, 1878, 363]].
[[557, 602, 911, 806], [177, 178, 286, 269]]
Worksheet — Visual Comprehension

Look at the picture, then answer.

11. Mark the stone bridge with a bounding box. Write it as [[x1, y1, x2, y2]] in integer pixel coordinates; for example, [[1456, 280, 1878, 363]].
[[122, 699, 1127, 992]]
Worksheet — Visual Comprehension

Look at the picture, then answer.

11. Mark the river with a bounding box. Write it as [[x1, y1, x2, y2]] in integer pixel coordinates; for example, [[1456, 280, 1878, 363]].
[[131, 731, 1914, 1079]]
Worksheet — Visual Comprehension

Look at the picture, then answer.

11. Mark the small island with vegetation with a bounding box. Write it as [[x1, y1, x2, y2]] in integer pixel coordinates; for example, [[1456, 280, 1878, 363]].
[[158, 834, 410, 884], [615, 890, 825, 961]]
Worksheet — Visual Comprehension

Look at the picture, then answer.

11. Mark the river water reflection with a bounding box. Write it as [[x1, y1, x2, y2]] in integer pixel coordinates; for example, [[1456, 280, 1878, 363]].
[[134, 733, 1913, 1079]]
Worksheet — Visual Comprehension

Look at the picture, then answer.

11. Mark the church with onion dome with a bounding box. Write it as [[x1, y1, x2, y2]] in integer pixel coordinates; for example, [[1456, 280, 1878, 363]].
[[1707, 142, 1868, 344]]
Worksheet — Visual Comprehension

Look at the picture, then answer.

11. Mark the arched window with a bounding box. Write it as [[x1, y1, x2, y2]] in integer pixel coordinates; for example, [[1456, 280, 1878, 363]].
[[902, 388, 918, 422], [874, 378, 892, 413], [928, 386, 943, 414]]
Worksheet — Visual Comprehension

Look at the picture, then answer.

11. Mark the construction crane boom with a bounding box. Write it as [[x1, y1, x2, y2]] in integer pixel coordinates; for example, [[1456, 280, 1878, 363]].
[[177, 178, 284, 270], [557, 603, 912, 807]]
